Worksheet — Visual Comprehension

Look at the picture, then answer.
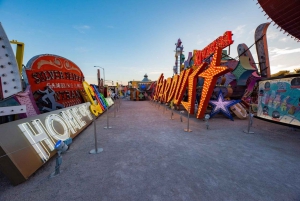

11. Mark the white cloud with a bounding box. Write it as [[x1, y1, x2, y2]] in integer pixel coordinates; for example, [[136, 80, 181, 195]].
[[73, 25, 90, 33], [107, 25, 115, 29], [249, 29, 255, 35], [279, 37, 288, 42], [272, 64, 300, 73], [232, 25, 246, 38], [266, 29, 279, 40], [269, 47, 300, 58], [221, 17, 228, 21], [197, 39, 203, 45]]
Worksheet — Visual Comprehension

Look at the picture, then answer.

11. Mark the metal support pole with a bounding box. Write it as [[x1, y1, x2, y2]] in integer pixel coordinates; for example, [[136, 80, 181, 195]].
[[104, 107, 112, 129], [205, 119, 209, 129], [113, 103, 117, 118], [243, 104, 254, 134], [49, 153, 62, 178], [170, 106, 174, 120], [184, 106, 192, 132], [180, 111, 184, 122], [117, 98, 119, 111], [90, 114, 103, 153], [250, 113, 253, 127], [116, 100, 119, 112]]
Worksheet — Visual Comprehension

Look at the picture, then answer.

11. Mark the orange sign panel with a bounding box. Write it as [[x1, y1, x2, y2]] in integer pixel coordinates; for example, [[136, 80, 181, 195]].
[[25, 54, 85, 111], [193, 31, 233, 65]]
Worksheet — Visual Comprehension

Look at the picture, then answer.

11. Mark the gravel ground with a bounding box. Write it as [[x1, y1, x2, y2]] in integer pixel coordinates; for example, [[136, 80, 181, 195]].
[[0, 99, 300, 201]]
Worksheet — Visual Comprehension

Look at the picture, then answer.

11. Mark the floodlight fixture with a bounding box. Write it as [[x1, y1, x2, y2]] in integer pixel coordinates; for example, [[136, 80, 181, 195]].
[[49, 139, 71, 178], [55, 140, 69, 154]]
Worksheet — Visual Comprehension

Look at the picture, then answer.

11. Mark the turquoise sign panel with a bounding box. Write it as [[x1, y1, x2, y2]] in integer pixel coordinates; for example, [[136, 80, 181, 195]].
[[257, 76, 300, 126]]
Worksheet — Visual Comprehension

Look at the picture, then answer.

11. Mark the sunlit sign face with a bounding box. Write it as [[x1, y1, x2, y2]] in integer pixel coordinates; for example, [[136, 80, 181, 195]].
[[25, 54, 85, 111], [82, 81, 103, 116], [0, 102, 93, 185], [0, 24, 22, 99]]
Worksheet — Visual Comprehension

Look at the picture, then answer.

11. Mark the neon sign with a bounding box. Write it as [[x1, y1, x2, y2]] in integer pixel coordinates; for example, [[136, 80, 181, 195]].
[[25, 54, 85, 110], [193, 31, 233, 65], [18, 103, 92, 162], [0, 103, 93, 185], [153, 47, 230, 119]]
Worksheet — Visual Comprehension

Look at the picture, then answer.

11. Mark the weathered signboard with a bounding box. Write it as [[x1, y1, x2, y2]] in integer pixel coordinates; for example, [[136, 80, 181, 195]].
[[25, 54, 85, 112]]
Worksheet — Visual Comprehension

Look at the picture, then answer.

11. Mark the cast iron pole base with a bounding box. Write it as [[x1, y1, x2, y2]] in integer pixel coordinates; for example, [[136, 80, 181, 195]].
[[243, 130, 254, 134], [89, 148, 103, 154]]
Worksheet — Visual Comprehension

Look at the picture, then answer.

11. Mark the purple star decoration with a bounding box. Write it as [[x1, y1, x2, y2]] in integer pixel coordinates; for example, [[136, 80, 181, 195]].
[[209, 90, 240, 121]]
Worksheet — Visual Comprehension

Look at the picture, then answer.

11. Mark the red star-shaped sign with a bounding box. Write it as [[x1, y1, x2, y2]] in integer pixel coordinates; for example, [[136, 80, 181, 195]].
[[196, 47, 231, 119]]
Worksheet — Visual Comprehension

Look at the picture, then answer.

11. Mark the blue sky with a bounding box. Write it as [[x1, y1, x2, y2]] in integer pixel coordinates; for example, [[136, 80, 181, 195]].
[[1, 0, 299, 85]]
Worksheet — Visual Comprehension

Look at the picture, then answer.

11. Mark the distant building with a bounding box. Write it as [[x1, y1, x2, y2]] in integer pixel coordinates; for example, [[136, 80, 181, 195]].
[[128, 74, 155, 101]]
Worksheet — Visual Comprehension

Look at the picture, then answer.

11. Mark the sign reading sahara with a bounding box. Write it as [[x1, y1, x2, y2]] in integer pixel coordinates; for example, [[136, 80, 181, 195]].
[[257, 76, 300, 126], [0, 102, 93, 185], [25, 54, 85, 112]]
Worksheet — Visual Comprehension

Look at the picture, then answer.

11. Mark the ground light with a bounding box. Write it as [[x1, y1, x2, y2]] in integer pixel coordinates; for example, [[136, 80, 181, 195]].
[[49, 139, 72, 178], [204, 114, 210, 129]]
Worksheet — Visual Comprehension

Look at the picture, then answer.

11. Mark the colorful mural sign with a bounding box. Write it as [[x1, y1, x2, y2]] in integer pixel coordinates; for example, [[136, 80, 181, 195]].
[[25, 54, 85, 111], [257, 77, 300, 126]]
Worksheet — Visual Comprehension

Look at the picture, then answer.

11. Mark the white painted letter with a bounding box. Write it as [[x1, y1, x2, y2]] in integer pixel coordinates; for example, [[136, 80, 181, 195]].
[[18, 119, 55, 162], [45, 114, 70, 141], [60, 109, 81, 134]]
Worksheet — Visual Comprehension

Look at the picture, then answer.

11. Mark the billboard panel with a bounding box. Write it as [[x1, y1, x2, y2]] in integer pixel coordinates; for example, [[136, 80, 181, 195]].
[[257, 77, 300, 126]]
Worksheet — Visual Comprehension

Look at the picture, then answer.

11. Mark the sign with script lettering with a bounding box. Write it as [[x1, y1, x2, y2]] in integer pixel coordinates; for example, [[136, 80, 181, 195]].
[[193, 31, 233, 65], [154, 47, 231, 119], [0, 102, 92, 185], [25, 54, 85, 111]]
